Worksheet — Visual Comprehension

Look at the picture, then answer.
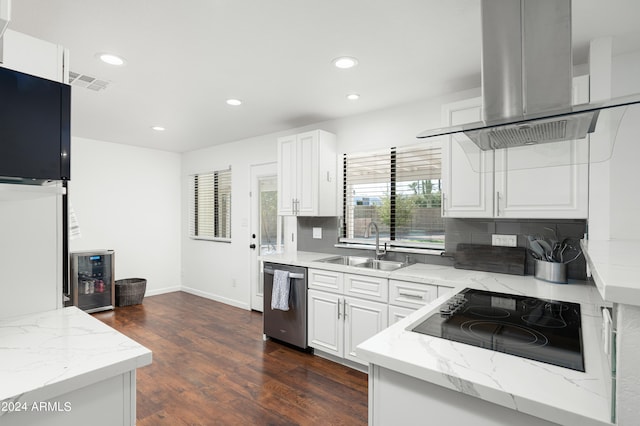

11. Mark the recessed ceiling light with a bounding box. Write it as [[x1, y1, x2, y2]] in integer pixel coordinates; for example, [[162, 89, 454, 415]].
[[346, 93, 360, 101], [333, 56, 358, 69], [226, 98, 242, 106], [97, 53, 126, 66], [151, 126, 165, 132]]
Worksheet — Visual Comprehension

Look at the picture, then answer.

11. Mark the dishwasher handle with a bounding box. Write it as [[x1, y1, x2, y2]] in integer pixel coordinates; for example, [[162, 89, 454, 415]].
[[263, 267, 305, 280]]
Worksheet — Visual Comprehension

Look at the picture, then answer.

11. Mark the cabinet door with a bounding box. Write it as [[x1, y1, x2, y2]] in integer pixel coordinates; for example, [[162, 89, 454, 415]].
[[1, 30, 67, 82], [308, 289, 343, 357], [296, 130, 319, 216], [277, 134, 297, 215], [494, 76, 589, 218], [344, 296, 388, 365], [441, 97, 494, 217]]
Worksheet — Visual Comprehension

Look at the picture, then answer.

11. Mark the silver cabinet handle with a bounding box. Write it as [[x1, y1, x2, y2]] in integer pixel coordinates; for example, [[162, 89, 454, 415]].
[[496, 191, 501, 216], [343, 299, 348, 318], [398, 290, 424, 299], [337, 298, 341, 319]]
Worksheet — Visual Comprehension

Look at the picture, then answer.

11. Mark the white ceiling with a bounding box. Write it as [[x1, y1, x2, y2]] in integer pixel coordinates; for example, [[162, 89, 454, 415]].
[[7, 0, 640, 153]]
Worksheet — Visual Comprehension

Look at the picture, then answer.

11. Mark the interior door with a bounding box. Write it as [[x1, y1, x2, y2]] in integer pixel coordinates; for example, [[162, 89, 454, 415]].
[[250, 163, 281, 311]]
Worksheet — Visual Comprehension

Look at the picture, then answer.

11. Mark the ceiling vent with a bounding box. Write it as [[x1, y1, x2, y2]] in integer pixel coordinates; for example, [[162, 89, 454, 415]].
[[69, 71, 110, 91]]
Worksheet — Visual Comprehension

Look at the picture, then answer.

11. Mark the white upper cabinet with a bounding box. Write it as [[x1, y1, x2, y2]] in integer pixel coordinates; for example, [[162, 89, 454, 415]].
[[1, 29, 69, 83], [277, 129, 337, 216], [494, 75, 589, 218], [441, 75, 589, 219], [441, 97, 493, 217]]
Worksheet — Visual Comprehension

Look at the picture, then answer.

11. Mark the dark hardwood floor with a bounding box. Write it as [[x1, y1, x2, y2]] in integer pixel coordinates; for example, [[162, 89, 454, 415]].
[[93, 291, 368, 426]]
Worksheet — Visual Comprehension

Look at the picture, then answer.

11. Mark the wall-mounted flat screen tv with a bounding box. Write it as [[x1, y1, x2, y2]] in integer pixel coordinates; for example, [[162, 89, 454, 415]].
[[0, 66, 70, 184]]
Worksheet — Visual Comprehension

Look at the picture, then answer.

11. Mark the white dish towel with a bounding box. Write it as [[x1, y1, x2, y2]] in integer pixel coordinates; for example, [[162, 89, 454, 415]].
[[271, 270, 290, 311]]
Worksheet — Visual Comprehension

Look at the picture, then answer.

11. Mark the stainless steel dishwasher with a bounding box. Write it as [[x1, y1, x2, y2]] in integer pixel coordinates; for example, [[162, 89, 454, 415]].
[[263, 262, 308, 349]]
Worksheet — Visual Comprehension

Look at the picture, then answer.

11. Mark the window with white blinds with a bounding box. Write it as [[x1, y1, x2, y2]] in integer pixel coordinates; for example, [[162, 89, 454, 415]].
[[342, 143, 444, 249], [189, 167, 232, 241]]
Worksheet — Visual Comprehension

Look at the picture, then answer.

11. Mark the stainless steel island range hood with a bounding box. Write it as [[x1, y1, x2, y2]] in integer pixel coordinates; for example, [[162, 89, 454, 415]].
[[417, 0, 640, 153]]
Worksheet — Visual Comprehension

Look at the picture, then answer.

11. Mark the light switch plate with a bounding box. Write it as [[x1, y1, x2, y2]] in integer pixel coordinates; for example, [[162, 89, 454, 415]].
[[312, 227, 322, 239], [492, 234, 517, 247]]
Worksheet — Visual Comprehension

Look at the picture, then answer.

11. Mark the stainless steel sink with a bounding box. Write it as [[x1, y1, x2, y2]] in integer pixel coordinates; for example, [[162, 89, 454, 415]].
[[317, 255, 408, 271], [317, 255, 371, 266], [357, 259, 406, 271]]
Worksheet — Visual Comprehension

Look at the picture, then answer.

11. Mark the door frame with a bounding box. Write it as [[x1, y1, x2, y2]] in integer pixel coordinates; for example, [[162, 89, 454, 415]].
[[249, 162, 278, 311]]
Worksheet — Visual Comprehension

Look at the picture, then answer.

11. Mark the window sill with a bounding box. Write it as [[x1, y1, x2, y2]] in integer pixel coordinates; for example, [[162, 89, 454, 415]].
[[190, 236, 231, 243], [333, 242, 444, 256]]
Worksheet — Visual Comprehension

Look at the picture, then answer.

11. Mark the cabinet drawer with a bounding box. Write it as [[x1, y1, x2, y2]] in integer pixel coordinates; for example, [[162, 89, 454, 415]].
[[344, 273, 388, 303], [308, 268, 343, 293], [437, 286, 454, 298], [389, 280, 437, 309], [388, 305, 416, 325]]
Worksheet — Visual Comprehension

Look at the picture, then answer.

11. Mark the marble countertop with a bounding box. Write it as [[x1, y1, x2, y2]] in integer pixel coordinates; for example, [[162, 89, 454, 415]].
[[261, 251, 613, 425], [358, 272, 612, 426], [0, 307, 152, 406], [582, 239, 640, 306]]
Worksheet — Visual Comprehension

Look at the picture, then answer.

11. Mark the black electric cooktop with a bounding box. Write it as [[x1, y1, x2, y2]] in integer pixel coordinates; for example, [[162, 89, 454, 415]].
[[412, 288, 584, 371]]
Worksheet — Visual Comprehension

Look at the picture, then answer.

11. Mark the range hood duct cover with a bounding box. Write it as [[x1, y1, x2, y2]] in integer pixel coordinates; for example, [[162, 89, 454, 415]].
[[481, 0, 573, 122], [416, 0, 633, 151]]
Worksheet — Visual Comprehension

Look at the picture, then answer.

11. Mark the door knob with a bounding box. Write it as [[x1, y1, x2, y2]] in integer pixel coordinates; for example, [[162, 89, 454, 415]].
[[249, 244, 256, 249]]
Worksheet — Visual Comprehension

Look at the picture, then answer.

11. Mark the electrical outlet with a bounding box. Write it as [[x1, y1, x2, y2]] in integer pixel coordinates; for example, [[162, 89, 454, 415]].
[[312, 227, 322, 239], [492, 234, 517, 247]]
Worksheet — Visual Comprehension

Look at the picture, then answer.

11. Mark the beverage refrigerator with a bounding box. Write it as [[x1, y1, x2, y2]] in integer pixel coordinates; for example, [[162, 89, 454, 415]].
[[70, 250, 115, 313]]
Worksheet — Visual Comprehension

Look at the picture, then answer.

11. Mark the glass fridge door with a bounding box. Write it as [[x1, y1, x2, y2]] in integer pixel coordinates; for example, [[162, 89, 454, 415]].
[[72, 251, 114, 312]]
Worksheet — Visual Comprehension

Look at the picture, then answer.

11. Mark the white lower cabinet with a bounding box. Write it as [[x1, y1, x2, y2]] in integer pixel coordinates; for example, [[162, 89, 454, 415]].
[[308, 289, 387, 366], [308, 269, 388, 366], [344, 296, 388, 364], [308, 269, 455, 366], [308, 289, 343, 356]]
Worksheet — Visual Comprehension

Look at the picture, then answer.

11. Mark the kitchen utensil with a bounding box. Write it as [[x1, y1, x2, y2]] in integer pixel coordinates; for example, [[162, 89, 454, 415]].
[[536, 239, 553, 260], [535, 259, 568, 284], [527, 236, 546, 260]]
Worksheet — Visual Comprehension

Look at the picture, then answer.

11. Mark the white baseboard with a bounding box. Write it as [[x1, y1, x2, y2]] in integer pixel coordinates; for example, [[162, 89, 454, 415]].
[[180, 286, 250, 311], [144, 286, 181, 297]]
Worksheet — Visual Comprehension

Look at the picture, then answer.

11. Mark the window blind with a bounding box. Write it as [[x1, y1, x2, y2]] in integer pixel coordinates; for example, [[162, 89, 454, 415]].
[[343, 142, 444, 249], [189, 167, 232, 241]]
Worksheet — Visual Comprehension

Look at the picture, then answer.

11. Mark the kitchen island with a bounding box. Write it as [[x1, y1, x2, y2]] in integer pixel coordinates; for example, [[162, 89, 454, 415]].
[[0, 306, 152, 426], [357, 263, 612, 426]]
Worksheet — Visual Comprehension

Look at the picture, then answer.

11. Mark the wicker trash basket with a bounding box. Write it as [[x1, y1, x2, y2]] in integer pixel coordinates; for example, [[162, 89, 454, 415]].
[[115, 278, 147, 307]]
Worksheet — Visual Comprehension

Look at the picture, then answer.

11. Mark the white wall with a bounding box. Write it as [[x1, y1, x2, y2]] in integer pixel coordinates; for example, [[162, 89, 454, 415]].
[[69, 137, 182, 295], [609, 49, 640, 239], [180, 87, 480, 309], [181, 135, 277, 309]]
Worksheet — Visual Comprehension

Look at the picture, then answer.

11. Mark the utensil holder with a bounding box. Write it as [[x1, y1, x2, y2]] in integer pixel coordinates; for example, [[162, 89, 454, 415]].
[[534, 260, 567, 284]]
